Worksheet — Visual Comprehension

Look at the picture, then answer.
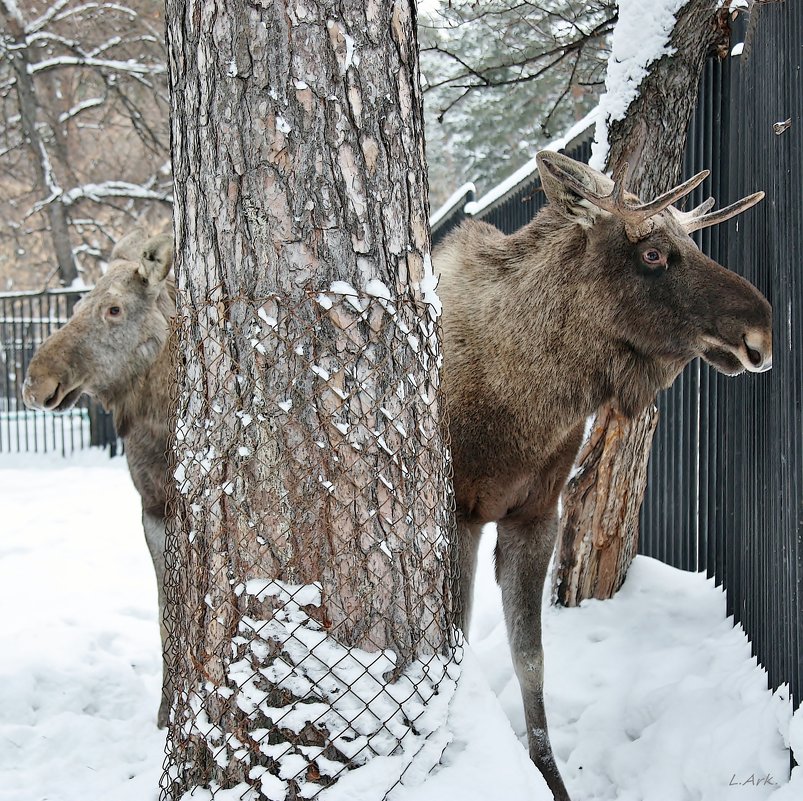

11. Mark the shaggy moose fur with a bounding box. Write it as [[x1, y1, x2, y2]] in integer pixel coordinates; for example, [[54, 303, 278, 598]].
[[433, 151, 771, 801], [23, 229, 175, 727]]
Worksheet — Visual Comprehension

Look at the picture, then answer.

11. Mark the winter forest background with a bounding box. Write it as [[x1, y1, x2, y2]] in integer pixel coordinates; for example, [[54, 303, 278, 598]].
[[0, 0, 612, 289]]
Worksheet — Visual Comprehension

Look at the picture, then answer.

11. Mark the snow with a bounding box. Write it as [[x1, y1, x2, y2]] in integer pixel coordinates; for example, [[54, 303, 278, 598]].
[[419, 253, 441, 316], [732, 42, 745, 57], [589, 0, 687, 171], [0, 449, 798, 801], [364, 278, 392, 300]]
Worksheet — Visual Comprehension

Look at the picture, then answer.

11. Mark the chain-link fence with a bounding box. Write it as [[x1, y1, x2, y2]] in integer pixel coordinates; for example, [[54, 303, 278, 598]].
[[161, 287, 461, 800]]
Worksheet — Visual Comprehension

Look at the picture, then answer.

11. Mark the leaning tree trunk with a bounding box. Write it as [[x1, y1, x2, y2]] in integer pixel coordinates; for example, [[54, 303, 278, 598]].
[[553, 0, 728, 606], [161, 2, 457, 799]]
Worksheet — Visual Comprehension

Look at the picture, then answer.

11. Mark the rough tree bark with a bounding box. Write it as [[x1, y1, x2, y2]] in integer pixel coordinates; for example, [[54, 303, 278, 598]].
[[163, 1, 457, 798], [553, 0, 728, 606]]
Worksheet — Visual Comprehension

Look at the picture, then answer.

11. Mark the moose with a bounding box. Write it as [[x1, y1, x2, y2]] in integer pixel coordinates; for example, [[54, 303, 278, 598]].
[[434, 151, 771, 800], [23, 229, 175, 727], [23, 152, 771, 800]]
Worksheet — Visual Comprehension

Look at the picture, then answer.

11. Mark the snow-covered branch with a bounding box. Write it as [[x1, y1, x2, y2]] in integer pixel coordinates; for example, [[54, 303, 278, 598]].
[[57, 97, 104, 124], [27, 1, 137, 34], [24, 0, 72, 34], [29, 55, 165, 76], [0, 0, 25, 29], [62, 180, 172, 206]]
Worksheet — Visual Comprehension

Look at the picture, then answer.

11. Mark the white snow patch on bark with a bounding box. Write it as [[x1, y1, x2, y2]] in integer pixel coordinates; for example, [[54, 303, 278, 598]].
[[419, 253, 441, 316]]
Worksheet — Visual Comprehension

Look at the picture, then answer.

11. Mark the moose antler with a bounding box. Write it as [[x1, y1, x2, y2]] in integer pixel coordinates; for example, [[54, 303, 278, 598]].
[[539, 159, 710, 241], [670, 191, 765, 233]]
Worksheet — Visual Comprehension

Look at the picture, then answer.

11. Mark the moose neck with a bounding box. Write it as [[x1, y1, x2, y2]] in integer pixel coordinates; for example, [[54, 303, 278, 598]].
[[102, 285, 175, 521], [108, 335, 173, 443]]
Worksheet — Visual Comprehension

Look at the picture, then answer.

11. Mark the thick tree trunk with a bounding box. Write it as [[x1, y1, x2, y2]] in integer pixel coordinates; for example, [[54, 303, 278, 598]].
[[554, 0, 727, 606], [162, 1, 457, 798]]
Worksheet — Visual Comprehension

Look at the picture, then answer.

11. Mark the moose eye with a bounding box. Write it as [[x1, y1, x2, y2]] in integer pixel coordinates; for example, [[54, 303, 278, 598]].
[[641, 248, 667, 269]]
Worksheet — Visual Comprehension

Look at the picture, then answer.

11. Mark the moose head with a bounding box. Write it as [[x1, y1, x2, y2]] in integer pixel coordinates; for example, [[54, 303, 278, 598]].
[[536, 152, 771, 401], [22, 230, 174, 415]]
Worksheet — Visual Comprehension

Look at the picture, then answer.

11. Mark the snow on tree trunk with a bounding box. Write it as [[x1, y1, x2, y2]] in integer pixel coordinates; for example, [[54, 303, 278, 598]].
[[554, 0, 726, 607], [161, 1, 458, 798]]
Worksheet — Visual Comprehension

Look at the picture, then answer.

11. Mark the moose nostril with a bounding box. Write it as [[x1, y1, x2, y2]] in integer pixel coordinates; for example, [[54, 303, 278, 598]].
[[44, 383, 61, 408], [746, 343, 762, 367], [742, 332, 772, 373]]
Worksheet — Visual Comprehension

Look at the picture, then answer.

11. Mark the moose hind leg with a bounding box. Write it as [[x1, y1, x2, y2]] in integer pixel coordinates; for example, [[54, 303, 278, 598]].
[[496, 516, 570, 801], [143, 510, 171, 728]]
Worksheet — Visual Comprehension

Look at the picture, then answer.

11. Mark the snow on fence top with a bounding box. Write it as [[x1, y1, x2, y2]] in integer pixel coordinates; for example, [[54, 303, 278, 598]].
[[429, 183, 476, 229], [428, 106, 599, 232], [464, 106, 601, 217]]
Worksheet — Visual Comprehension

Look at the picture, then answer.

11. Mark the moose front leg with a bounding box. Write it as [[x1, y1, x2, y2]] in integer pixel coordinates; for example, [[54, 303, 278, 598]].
[[496, 515, 569, 801]]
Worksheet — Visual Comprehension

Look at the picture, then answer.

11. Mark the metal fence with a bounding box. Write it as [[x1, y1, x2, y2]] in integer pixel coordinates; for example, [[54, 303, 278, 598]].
[[431, 5, 801, 708], [0, 289, 119, 456]]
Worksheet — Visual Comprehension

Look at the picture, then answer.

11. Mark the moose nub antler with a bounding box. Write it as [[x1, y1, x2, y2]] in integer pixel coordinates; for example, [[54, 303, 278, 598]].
[[540, 159, 710, 241], [669, 191, 765, 233]]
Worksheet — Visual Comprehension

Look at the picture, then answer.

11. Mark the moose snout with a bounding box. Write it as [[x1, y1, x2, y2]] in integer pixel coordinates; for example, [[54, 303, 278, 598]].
[[23, 370, 63, 410]]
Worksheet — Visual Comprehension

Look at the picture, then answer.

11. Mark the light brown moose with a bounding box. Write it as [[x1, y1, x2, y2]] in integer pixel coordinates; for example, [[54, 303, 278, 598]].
[[23, 228, 175, 727], [23, 153, 771, 801], [434, 151, 771, 800]]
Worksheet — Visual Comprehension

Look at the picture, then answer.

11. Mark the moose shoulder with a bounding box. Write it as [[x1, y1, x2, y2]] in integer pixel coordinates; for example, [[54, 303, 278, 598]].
[[434, 151, 771, 801], [23, 229, 175, 728]]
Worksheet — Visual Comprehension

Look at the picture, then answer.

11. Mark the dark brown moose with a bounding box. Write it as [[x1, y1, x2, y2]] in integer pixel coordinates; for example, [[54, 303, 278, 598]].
[[434, 151, 771, 801], [24, 153, 771, 798], [23, 228, 175, 727]]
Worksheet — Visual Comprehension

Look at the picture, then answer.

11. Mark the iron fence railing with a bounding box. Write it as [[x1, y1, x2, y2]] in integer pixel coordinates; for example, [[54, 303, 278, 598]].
[[642, 4, 802, 709]]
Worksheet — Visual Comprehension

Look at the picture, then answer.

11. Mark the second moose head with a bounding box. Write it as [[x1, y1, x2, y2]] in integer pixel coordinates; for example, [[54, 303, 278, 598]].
[[534, 151, 772, 416]]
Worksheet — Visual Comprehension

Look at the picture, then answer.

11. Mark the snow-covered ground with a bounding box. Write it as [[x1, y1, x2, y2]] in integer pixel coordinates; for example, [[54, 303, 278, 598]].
[[0, 450, 799, 801]]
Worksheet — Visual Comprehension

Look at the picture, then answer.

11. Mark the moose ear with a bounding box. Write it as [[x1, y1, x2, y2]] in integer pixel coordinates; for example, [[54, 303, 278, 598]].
[[536, 151, 614, 227], [138, 234, 174, 285], [110, 227, 148, 262]]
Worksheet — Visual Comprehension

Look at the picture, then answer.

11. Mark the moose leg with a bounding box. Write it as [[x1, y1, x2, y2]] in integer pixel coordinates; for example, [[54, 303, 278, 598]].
[[143, 509, 171, 728], [456, 516, 483, 634], [496, 515, 569, 801]]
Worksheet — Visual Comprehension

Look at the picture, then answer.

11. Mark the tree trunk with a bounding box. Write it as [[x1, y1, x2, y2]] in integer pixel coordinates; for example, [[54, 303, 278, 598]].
[[162, 2, 457, 798], [1, 5, 78, 287], [553, 0, 727, 606]]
